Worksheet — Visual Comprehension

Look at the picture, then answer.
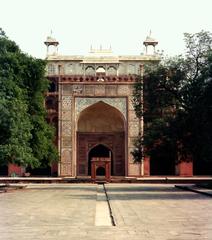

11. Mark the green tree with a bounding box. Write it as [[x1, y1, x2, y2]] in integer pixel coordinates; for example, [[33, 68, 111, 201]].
[[174, 31, 212, 171], [132, 31, 212, 174], [0, 29, 57, 168], [131, 75, 144, 162]]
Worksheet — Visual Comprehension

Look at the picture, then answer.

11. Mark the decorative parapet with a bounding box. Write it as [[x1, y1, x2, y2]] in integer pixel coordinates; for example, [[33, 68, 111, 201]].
[[47, 75, 137, 83]]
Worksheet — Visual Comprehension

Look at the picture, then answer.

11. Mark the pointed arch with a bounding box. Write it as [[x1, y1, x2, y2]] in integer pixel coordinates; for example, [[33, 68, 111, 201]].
[[77, 101, 125, 132], [88, 144, 113, 175], [76, 100, 126, 176], [75, 97, 127, 120]]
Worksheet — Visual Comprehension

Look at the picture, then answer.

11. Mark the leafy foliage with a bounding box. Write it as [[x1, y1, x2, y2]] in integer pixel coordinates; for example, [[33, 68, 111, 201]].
[[0, 29, 57, 167], [132, 75, 143, 119], [132, 30, 212, 169], [130, 133, 143, 163]]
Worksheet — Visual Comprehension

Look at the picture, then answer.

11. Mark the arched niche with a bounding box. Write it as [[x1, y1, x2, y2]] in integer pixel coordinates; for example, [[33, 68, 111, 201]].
[[96, 66, 106, 74], [107, 66, 117, 75], [65, 63, 73, 74], [88, 144, 112, 175], [48, 64, 57, 75], [77, 101, 126, 176], [77, 101, 125, 132], [85, 66, 95, 75]]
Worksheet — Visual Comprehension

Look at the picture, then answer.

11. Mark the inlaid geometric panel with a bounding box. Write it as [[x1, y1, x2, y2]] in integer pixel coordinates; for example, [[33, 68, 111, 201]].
[[60, 163, 72, 176], [128, 96, 135, 111], [129, 110, 137, 122], [62, 96, 72, 109], [61, 111, 72, 120], [61, 149, 72, 163], [60, 148, 72, 176], [62, 121, 72, 136], [75, 97, 127, 119], [62, 137, 72, 147], [129, 121, 140, 137]]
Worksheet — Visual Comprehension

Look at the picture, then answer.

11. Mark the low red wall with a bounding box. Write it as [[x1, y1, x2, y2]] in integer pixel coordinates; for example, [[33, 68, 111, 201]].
[[144, 156, 150, 176], [51, 163, 58, 176], [8, 164, 25, 177], [177, 161, 193, 176]]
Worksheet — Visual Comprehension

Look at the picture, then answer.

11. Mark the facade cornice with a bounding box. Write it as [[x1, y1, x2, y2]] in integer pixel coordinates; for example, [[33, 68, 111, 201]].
[[46, 54, 161, 62]]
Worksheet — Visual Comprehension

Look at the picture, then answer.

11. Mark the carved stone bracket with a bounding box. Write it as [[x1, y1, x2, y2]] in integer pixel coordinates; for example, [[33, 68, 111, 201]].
[[73, 85, 83, 94]]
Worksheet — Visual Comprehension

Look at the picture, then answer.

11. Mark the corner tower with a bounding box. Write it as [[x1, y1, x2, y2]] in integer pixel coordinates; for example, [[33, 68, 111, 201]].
[[44, 35, 59, 56], [143, 31, 158, 55]]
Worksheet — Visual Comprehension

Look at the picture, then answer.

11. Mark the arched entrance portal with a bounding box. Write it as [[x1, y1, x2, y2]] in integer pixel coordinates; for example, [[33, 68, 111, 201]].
[[88, 144, 113, 175], [77, 101, 125, 176]]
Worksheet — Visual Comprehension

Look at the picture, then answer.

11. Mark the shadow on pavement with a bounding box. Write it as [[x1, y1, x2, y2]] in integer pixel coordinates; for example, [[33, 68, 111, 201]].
[[62, 185, 210, 200]]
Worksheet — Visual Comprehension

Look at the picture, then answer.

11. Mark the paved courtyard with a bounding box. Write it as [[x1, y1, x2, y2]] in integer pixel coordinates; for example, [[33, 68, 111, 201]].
[[0, 184, 212, 239]]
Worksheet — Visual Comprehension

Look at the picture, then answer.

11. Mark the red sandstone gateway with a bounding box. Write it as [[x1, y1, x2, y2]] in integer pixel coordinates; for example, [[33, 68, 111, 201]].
[[0, 34, 194, 178]]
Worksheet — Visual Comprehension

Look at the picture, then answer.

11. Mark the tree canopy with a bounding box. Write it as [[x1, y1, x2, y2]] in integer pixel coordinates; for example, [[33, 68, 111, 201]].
[[0, 29, 58, 168], [132, 30, 212, 173]]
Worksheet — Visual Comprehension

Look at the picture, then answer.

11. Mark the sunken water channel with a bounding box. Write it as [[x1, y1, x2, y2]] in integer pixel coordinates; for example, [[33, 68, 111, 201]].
[[95, 184, 115, 226]]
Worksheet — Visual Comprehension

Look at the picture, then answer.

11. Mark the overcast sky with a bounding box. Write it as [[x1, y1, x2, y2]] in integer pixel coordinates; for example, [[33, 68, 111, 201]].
[[0, 0, 212, 58]]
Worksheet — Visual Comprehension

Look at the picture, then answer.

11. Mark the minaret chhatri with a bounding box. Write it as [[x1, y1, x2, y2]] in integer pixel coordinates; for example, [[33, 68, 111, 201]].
[[143, 31, 158, 55], [44, 32, 59, 56]]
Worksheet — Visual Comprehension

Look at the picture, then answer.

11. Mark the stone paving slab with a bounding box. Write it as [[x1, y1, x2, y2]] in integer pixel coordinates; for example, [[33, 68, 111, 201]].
[[106, 184, 212, 239], [1, 183, 212, 239], [0, 226, 152, 240], [0, 184, 97, 230]]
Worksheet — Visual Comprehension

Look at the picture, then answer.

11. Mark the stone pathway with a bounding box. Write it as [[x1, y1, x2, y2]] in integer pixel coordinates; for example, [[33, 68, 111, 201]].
[[106, 184, 212, 239], [0, 183, 212, 239], [95, 184, 112, 226]]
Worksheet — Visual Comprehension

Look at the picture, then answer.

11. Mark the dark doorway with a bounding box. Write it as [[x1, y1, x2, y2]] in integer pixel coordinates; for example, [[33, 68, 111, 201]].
[[194, 159, 212, 175], [0, 165, 8, 176], [88, 144, 112, 175], [96, 166, 106, 176], [150, 146, 176, 175], [26, 166, 51, 176]]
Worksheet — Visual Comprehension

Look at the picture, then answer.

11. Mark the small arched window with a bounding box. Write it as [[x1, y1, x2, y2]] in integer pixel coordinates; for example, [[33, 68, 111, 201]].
[[65, 63, 73, 74], [48, 64, 56, 75], [107, 66, 117, 75], [128, 64, 136, 75], [96, 66, 105, 74], [85, 66, 95, 75]]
